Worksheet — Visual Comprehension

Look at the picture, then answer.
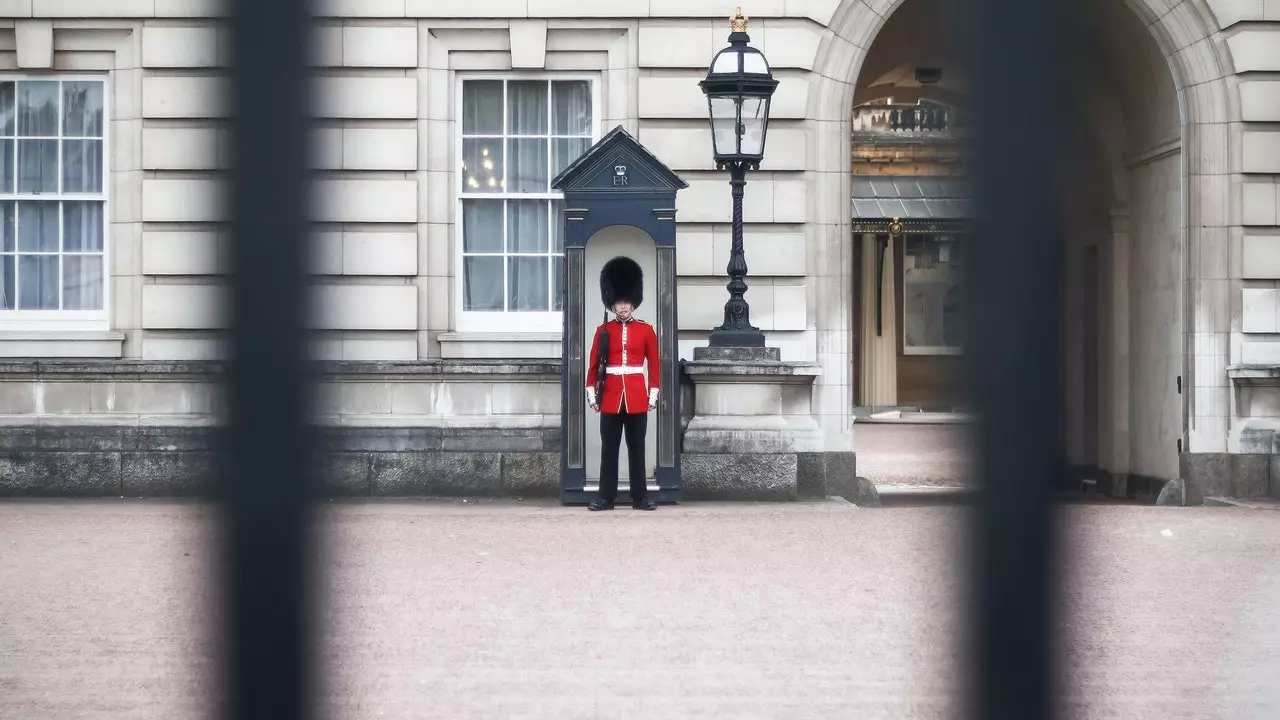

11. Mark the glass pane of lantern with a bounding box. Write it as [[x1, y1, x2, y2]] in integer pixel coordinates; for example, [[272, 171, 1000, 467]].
[[739, 97, 767, 156], [742, 52, 768, 74], [709, 96, 739, 156], [712, 50, 739, 74]]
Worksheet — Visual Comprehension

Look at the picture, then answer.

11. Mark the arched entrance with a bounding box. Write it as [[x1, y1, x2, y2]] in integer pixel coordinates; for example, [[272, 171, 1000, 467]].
[[815, 0, 1234, 492]]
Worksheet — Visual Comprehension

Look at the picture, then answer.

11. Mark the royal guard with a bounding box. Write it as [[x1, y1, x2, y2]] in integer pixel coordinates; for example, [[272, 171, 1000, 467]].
[[586, 256, 660, 511]]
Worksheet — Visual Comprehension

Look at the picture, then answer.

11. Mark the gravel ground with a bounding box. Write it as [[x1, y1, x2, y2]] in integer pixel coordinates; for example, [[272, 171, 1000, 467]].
[[1, 499, 1278, 719]]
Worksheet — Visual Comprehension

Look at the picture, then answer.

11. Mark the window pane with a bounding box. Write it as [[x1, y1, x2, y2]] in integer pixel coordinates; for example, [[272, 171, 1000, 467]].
[[18, 255, 58, 309], [0, 256, 12, 309], [942, 284, 963, 347], [0, 139, 13, 193], [742, 53, 769, 74], [507, 200, 548, 253], [0, 202, 13, 252], [461, 199, 503, 253], [18, 139, 57, 193], [552, 137, 590, 181], [463, 256, 504, 311], [461, 138, 504, 193], [507, 138, 547, 194], [712, 52, 740, 74], [63, 82, 104, 138], [508, 256, 549, 312], [550, 198, 564, 253], [462, 80, 503, 135], [62, 255, 103, 310], [0, 82, 14, 136], [903, 236, 963, 349], [507, 81, 548, 135], [17, 82, 58, 137], [62, 140, 103, 193], [18, 202, 58, 252], [552, 255, 564, 311], [551, 81, 591, 136], [63, 201, 103, 252]]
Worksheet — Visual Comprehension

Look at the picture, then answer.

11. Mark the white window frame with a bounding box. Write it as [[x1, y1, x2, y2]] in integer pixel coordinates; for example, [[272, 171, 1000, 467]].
[[901, 233, 964, 356], [0, 73, 111, 333], [454, 72, 601, 334]]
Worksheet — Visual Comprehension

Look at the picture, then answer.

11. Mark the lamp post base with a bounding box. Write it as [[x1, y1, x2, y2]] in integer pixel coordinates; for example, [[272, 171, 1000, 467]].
[[708, 327, 767, 348], [694, 343, 781, 363]]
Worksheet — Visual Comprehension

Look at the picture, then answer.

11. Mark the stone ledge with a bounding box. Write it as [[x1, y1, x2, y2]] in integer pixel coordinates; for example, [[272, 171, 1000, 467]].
[[0, 359, 562, 380], [682, 359, 823, 382], [1228, 364, 1280, 386], [0, 331, 125, 359]]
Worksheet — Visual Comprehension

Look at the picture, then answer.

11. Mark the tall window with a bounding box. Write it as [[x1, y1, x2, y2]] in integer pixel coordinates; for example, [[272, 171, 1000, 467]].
[[0, 78, 107, 325], [903, 234, 964, 354], [458, 77, 594, 328]]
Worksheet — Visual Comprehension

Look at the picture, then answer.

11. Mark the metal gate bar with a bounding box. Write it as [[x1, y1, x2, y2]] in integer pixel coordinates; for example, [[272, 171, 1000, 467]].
[[962, 0, 1066, 717], [220, 0, 316, 718]]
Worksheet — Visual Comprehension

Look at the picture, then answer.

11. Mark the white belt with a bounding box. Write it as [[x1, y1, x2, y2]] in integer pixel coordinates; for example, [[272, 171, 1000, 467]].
[[605, 366, 644, 375]]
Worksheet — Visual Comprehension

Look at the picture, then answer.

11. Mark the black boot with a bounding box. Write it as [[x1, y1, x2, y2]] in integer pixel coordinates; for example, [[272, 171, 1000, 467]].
[[631, 498, 658, 511], [588, 498, 615, 511]]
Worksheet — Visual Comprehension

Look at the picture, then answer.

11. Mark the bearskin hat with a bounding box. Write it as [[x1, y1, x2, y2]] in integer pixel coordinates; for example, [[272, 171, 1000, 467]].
[[600, 255, 644, 310]]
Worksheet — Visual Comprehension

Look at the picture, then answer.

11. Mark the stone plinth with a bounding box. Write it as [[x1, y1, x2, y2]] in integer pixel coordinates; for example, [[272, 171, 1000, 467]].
[[681, 355, 854, 500]]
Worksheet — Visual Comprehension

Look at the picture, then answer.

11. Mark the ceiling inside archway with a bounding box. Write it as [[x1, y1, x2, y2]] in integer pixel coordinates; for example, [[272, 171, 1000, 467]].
[[852, 0, 1180, 156]]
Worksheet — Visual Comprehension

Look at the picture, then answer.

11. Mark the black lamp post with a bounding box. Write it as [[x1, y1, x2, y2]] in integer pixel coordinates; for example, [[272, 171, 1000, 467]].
[[700, 8, 778, 349]]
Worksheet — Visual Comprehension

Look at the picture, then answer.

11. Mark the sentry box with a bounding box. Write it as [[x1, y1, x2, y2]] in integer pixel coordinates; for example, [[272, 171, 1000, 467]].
[[551, 126, 688, 505]]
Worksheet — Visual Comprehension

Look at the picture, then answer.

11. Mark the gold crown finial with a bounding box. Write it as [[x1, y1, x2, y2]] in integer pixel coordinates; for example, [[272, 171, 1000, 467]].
[[730, 7, 749, 33]]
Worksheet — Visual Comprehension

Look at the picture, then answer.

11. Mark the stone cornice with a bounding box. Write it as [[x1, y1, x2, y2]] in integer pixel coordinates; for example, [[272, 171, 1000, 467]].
[[0, 359, 562, 381], [681, 359, 822, 384]]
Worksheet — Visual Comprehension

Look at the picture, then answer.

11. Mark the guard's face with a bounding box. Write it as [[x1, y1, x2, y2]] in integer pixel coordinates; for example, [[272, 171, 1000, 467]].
[[612, 301, 634, 320]]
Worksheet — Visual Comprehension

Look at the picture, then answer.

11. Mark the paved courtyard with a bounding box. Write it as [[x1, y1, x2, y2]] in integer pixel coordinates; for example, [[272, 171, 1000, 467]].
[[1, 499, 1278, 719]]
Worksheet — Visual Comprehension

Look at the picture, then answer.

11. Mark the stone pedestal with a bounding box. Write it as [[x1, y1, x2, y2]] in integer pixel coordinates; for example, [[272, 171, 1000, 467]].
[[681, 349, 855, 500]]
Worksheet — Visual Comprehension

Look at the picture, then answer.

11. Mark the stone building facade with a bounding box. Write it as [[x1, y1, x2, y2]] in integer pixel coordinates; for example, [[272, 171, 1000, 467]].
[[0, 0, 1276, 503]]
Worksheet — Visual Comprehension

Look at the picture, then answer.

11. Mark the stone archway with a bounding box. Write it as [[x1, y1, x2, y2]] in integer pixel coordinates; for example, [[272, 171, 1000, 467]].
[[806, 0, 1239, 489]]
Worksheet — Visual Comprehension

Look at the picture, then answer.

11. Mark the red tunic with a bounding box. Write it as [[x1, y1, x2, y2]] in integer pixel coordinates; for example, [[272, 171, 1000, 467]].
[[586, 318, 660, 414]]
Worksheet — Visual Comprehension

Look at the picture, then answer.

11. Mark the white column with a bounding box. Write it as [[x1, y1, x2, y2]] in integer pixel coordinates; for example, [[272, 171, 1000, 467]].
[[1106, 211, 1131, 488]]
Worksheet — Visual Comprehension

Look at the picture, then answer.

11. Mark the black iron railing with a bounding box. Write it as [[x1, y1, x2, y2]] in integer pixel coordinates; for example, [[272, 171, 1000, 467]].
[[852, 102, 963, 134], [217, 0, 1064, 718]]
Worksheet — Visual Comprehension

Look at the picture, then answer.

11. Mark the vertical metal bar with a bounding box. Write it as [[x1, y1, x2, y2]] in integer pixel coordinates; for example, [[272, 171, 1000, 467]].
[[656, 245, 676, 468], [566, 246, 585, 469], [960, 0, 1066, 717], [221, 0, 315, 718]]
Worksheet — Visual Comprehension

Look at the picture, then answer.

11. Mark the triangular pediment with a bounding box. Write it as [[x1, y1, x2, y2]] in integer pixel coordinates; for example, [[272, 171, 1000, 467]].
[[551, 125, 689, 195]]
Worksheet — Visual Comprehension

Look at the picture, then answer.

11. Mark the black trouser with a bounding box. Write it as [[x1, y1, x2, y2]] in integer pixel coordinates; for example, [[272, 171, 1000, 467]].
[[599, 410, 648, 502]]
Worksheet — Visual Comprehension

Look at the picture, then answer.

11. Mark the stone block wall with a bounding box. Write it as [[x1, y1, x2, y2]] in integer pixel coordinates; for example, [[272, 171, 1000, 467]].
[[0, 1, 855, 465], [0, 360, 563, 498]]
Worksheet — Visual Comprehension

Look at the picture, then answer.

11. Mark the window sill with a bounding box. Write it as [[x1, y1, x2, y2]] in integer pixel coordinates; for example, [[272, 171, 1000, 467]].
[[438, 332, 562, 360], [903, 347, 963, 356], [0, 331, 125, 359]]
